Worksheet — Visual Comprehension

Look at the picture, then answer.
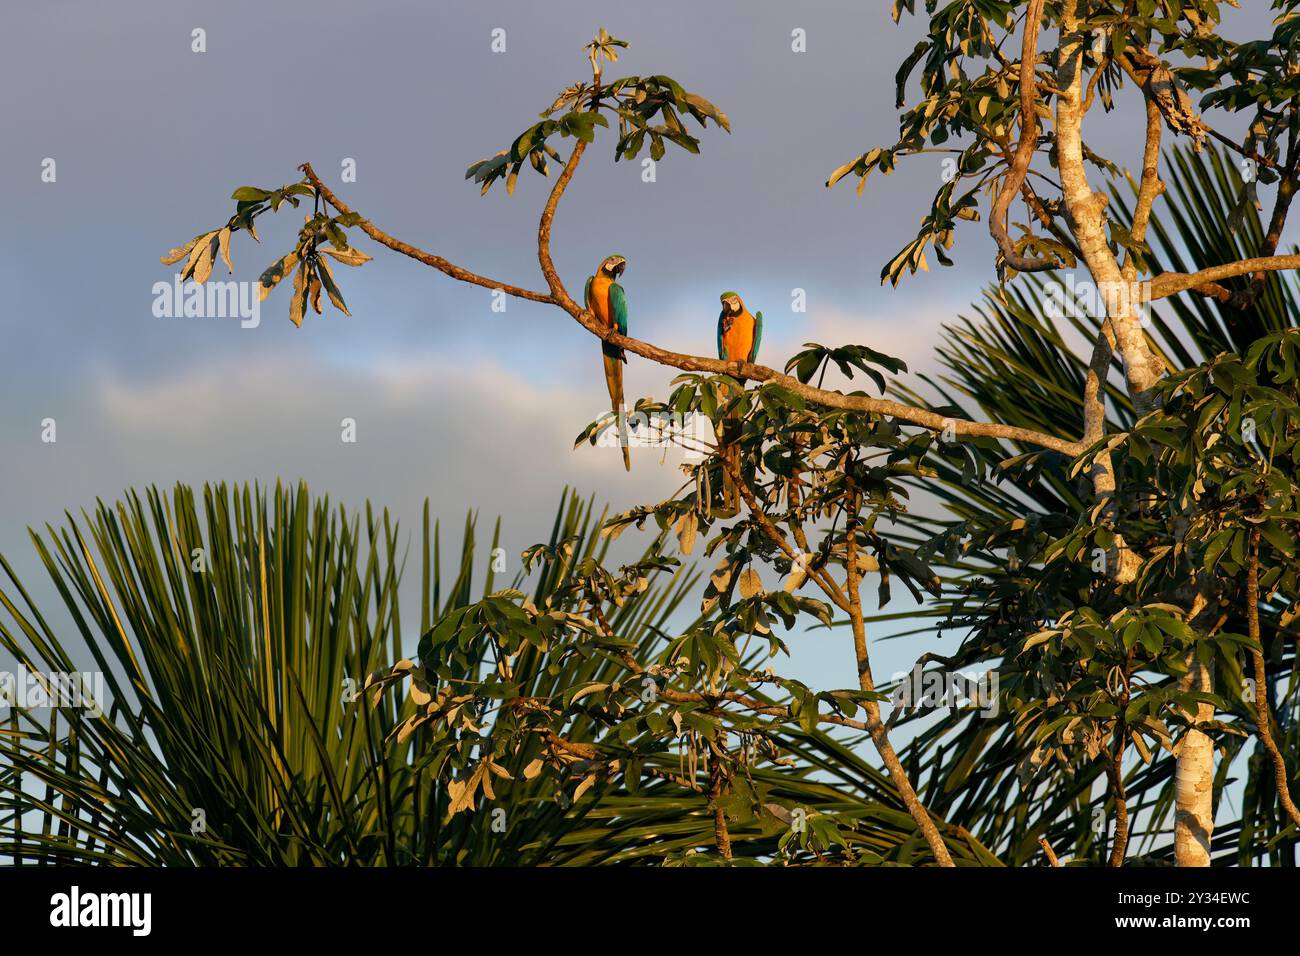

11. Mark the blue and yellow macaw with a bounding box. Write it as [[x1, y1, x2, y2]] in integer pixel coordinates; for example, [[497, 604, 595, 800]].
[[717, 291, 762, 367], [585, 254, 630, 470], [714, 291, 763, 516]]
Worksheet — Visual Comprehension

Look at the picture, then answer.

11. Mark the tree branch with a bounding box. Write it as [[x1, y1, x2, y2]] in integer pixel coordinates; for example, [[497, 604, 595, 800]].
[[1146, 255, 1300, 301], [1246, 526, 1300, 829], [537, 141, 589, 320], [1055, 0, 1164, 410], [1123, 96, 1165, 281], [617, 333, 1086, 453], [734, 474, 851, 613], [1038, 836, 1060, 866], [301, 159, 1086, 457], [989, 0, 1058, 274], [1106, 690, 1131, 867], [300, 163, 555, 304], [708, 744, 733, 859], [843, 487, 956, 867]]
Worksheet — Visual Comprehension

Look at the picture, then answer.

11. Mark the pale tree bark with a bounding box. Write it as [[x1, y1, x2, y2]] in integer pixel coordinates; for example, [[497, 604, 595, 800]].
[[1054, 1, 1213, 864], [1174, 655, 1215, 867], [1055, 2, 1163, 413]]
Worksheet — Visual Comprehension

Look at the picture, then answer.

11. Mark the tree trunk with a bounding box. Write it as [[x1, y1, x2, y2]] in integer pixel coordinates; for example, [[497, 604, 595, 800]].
[[1057, 1, 1216, 864], [1174, 655, 1215, 865]]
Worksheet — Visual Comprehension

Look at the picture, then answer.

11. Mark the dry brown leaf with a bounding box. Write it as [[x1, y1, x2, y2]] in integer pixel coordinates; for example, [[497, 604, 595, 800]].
[[288, 262, 307, 327], [192, 238, 216, 285], [182, 232, 212, 276], [259, 253, 298, 302], [676, 512, 696, 555], [217, 227, 233, 273], [572, 773, 597, 803], [161, 234, 203, 266], [320, 246, 373, 267]]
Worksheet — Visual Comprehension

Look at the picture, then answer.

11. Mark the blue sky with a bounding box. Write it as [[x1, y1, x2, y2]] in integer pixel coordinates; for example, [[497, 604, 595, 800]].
[[0, 0, 1281, 701]]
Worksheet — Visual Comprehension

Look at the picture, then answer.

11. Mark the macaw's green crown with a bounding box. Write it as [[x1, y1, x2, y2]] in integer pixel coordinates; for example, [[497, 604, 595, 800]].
[[719, 291, 740, 300]]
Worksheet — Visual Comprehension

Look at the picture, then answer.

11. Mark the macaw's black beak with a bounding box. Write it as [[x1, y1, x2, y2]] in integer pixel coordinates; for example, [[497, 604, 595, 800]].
[[614, 262, 626, 277]]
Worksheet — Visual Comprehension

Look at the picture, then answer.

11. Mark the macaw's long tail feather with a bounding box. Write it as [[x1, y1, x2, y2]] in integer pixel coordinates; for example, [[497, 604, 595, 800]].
[[602, 348, 630, 471]]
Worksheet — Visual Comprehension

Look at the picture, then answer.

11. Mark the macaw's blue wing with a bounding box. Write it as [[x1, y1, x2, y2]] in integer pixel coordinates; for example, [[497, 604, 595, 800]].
[[717, 309, 727, 360], [749, 311, 763, 364], [609, 282, 629, 336], [584, 275, 594, 311]]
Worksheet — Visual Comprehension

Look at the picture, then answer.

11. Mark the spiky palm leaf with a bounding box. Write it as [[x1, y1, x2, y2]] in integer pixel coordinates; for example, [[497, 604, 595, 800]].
[[0, 482, 695, 864], [0, 481, 992, 865]]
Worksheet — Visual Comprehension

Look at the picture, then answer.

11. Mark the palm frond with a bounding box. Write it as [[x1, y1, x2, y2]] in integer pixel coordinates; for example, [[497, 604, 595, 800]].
[[1, 481, 994, 865]]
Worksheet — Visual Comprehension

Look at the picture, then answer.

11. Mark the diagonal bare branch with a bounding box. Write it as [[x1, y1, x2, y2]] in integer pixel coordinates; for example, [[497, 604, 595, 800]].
[[300, 162, 1087, 457]]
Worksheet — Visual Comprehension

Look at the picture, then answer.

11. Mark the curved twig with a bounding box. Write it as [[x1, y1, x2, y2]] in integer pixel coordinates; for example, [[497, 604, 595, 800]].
[[1146, 254, 1300, 301], [988, 0, 1057, 274], [301, 163, 554, 304], [1246, 527, 1300, 829]]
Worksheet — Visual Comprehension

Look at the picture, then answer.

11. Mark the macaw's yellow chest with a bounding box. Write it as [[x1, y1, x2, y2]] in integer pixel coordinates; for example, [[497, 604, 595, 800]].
[[722, 311, 755, 360], [591, 276, 614, 328]]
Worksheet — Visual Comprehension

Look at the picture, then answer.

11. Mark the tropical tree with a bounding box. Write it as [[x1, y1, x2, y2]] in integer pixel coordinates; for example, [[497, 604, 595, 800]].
[[136, 8, 1300, 867], [823, 0, 1300, 865], [879, 146, 1300, 866]]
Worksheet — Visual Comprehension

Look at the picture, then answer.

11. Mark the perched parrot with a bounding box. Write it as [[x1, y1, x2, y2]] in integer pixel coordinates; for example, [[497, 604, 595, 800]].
[[717, 291, 762, 366], [585, 254, 631, 470], [714, 291, 763, 516]]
